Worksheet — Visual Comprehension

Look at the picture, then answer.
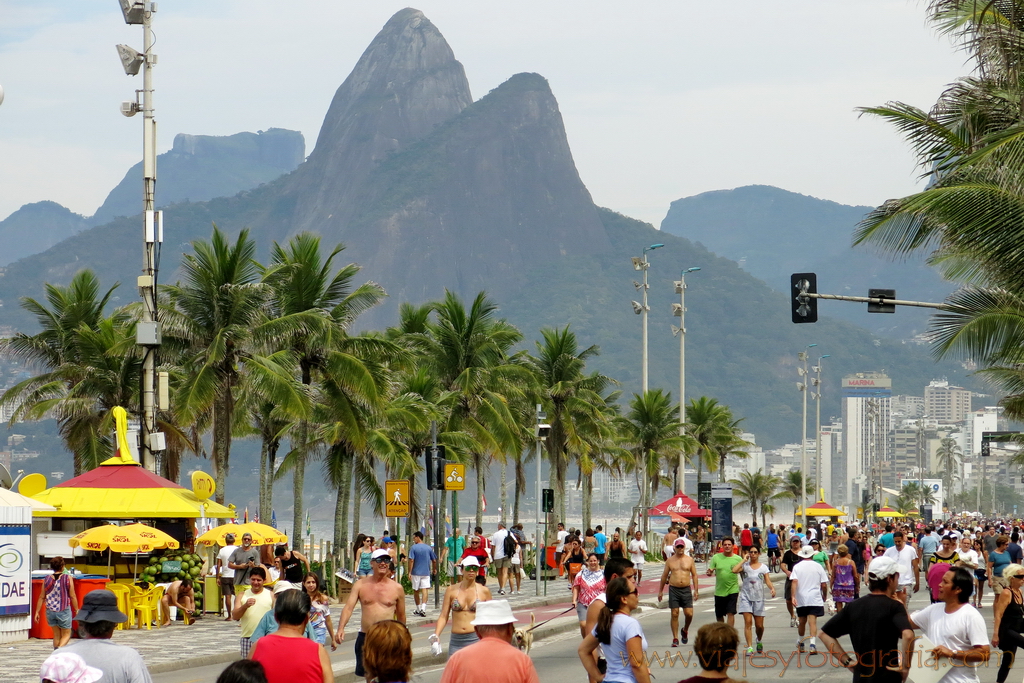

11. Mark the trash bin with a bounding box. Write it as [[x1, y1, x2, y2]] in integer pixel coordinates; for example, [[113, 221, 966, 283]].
[[71, 576, 110, 634], [29, 578, 52, 640], [546, 547, 560, 575]]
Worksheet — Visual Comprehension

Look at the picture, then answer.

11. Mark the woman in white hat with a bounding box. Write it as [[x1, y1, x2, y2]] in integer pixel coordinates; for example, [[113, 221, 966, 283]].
[[431, 556, 493, 658], [40, 651, 103, 683]]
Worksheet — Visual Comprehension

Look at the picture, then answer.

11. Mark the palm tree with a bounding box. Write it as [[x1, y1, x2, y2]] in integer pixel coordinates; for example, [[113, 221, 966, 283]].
[[259, 232, 386, 546], [712, 416, 751, 483], [0, 271, 139, 474], [854, 2, 1024, 417], [162, 226, 266, 504], [684, 397, 731, 485], [422, 291, 526, 528], [730, 469, 782, 526], [935, 437, 963, 494], [617, 389, 689, 530], [522, 325, 615, 522], [778, 470, 814, 525]]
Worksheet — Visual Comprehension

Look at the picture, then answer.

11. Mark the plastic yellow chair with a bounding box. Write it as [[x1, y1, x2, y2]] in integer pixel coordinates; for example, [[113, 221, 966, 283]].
[[106, 584, 134, 630], [131, 586, 165, 630]]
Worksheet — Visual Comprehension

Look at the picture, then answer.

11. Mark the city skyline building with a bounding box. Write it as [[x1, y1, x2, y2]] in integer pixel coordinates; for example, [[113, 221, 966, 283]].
[[924, 380, 973, 424], [841, 372, 892, 508]]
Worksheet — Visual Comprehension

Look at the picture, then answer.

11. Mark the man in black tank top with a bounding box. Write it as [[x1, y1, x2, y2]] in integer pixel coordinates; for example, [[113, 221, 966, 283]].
[[274, 545, 309, 583]]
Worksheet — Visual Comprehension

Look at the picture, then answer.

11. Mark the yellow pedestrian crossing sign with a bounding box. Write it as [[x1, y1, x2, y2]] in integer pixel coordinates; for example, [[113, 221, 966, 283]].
[[444, 464, 466, 491], [385, 480, 411, 518]]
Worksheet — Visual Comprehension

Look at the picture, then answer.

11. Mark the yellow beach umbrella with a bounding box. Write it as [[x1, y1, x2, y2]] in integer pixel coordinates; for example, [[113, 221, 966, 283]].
[[68, 522, 180, 578], [239, 522, 288, 545], [196, 523, 269, 547]]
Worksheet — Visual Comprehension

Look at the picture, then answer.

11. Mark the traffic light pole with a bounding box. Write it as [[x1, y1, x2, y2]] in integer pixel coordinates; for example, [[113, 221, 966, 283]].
[[431, 422, 441, 609], [806, 293, 951, 310]]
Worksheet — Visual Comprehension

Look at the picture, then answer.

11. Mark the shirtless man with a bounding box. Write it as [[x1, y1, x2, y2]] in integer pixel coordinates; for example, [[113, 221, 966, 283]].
[[337, 549, 407, 680], [658, 537, 699, 647], [663, 525, 679, 561], [160, 578, 195, 626]]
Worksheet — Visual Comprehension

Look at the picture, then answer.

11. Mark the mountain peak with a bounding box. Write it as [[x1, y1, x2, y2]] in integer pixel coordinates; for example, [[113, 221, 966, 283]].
[[308, 8, 471, 167]]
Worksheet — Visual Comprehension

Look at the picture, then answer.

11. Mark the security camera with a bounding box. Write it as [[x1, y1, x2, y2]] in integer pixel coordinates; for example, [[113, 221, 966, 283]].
[[631, 301, 645, 315], [631, 257, 644, 271], [121, 101, 140, 117], [536, 423, 551, 440], [671, 303, 683, 316]]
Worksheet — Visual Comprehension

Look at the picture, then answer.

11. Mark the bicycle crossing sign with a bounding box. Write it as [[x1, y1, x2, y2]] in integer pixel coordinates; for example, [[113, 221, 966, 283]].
[[444, 464, 466, 491], [385, 480, 411, 518]]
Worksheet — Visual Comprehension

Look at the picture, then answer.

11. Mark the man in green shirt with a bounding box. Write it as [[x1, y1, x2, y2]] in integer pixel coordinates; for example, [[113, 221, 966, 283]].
[[706, 536, 743, 626], [445, 528, 466, 585]]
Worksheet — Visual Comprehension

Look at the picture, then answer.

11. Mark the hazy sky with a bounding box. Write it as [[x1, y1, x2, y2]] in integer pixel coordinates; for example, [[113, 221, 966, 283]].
[[0, 1, 969, 226]]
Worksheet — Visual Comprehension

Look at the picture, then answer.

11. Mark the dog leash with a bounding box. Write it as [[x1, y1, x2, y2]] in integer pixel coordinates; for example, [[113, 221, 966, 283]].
[[524, 605, 575, 632]]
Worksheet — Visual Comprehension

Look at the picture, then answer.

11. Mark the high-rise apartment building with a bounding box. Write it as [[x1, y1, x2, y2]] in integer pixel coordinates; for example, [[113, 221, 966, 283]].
[[924, 380, 972, 424], [840, 372, 892, 508]]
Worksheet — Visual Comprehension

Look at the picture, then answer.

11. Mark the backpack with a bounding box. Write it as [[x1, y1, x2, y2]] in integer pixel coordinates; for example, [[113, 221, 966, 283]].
[[503, 532, 518, 557]]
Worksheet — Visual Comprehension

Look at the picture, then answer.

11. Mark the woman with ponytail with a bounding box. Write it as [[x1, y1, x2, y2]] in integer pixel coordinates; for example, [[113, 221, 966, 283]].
[[577, 577, 649, 683]]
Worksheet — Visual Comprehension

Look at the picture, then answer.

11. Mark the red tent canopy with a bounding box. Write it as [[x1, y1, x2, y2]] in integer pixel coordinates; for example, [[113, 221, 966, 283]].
[[649, 492, 710, 518]]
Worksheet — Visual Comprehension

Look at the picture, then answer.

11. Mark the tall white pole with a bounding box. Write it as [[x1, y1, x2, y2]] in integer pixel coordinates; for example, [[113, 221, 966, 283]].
[[535, 404, 542, 596], [138, 3, 159, 472], [800, 352, 809, 534], [642, 255, 649, 395], [813, 355, 828, 499], [674, 268, 699, 494]]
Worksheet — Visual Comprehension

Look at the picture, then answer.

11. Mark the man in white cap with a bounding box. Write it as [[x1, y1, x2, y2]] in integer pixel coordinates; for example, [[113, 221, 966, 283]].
[[61, 590, 151, 683], [818, 556, 914, 683], [337, 547, 406, 680], [440, 600, 539, 683], [790, 544, 829, 655]]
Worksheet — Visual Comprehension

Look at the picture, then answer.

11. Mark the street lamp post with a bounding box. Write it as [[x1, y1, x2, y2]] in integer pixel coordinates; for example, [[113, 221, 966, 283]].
[[535, 404, 549, 596], [116, 0, 164, 472], [797, 344, 817, 533], [631, 244, 663, 534], [672, 268, 700, 493], [812, 355, 830, 498]]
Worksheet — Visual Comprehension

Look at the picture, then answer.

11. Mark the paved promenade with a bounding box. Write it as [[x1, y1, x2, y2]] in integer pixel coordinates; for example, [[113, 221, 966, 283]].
[[7, 570, 683, 683]]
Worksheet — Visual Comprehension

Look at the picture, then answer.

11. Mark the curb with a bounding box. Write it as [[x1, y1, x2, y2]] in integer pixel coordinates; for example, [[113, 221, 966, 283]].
[[144, 593, 580, 676]]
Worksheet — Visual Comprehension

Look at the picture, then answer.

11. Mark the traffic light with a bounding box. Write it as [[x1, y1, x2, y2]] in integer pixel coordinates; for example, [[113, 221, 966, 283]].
[[790, 273, 818, 323], [542, 488, 554, 512], [982, 441, 991, 457], [425, 445, 447, 490], [872, 503, 880, 513]]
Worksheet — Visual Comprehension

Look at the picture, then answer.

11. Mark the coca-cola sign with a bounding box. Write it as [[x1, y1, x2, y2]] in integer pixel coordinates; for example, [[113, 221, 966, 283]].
[[666, 498, 692, 513]]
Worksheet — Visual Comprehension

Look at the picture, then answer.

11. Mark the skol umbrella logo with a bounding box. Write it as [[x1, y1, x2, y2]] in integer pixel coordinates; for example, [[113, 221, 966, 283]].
[[112, 535, 130, 543], [0, 542, 23, 578], [140, 532, 156, 538], [85, 542, 103, 550]]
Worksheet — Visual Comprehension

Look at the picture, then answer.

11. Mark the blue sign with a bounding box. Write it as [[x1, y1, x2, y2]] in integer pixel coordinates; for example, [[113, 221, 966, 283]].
[[0, 524, 30, 616]]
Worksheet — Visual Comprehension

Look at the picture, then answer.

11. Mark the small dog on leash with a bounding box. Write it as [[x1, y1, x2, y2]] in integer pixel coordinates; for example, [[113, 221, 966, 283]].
[[513, 613, 535, 654]]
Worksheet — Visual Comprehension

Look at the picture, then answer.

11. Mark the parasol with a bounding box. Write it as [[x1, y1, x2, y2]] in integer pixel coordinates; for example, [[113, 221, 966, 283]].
[[196, 523, 271, 547], [69, 522, 180, 578], [238, 522, 288, 545]]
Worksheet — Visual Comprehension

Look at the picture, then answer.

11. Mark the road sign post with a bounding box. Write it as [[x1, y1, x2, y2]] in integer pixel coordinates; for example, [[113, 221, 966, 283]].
[[385, 480, 411, 518]]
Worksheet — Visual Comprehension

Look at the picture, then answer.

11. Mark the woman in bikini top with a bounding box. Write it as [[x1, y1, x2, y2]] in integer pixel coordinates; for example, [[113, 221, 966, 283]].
[[434, 557, 493, 643]]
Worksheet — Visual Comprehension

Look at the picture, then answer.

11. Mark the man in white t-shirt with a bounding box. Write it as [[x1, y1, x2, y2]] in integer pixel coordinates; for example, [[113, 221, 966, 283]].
[[790, 545, 828, 655], [490, 522, 511, 596], [883, 530, 920, 606], [909, 566, 990, 683], [215, 533, 237, 620], [555, 522, 569, 576], [628, 531, 648, 583]]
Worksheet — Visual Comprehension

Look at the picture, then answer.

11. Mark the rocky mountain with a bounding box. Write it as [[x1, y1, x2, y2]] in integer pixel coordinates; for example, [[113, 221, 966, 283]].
[[0, 201, 88, 267], [660, 185, 953, 337], [91, 128, 305, 225], [0, 9, 982, 447]]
